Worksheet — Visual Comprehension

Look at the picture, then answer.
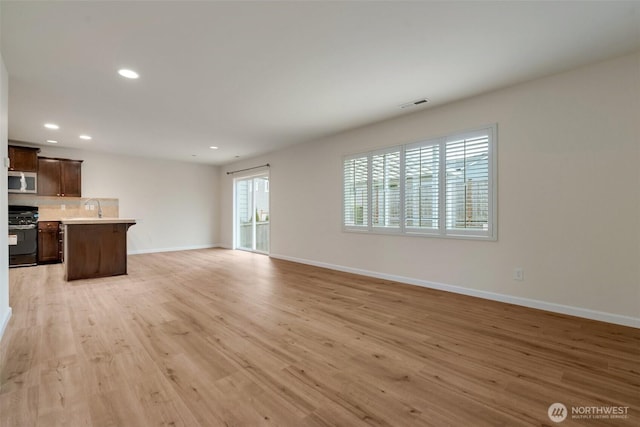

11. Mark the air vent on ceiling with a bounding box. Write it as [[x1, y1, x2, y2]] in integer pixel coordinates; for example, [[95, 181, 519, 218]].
[[400, 98, 429, 109]]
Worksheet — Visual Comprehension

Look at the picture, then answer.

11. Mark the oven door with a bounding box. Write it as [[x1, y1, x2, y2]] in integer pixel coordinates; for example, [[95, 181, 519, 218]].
[[8, 224, 38, 256]]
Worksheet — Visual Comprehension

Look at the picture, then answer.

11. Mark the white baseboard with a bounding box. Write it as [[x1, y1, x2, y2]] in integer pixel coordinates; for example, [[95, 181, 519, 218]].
[[128, 244, 220, 255], [270, 253, 640, 329], [0, 307, 12, 343]]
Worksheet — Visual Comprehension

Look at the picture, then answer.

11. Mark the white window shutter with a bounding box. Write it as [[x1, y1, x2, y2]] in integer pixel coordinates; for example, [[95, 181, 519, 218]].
[[343, 155, 369, 228], [405, 141, 440, 233], [372, 149, 401, 229], [445, 131, 491, 235]]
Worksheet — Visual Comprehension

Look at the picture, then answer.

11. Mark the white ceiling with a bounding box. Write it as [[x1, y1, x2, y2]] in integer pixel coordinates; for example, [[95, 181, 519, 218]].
[[2, 1, 639, 165]]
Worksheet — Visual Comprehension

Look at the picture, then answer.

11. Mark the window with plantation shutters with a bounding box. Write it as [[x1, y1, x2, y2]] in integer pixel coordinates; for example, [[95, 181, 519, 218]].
[[445, 131, 490, 235], [343, 155, 369, 228], [372, 149, 401, 229], [343, 124, 496, 240], [405, 142, 439, 233]]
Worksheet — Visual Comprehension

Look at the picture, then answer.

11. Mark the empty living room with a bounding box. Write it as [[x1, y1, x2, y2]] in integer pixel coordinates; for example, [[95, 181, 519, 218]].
[[1, 1, 639, 426]]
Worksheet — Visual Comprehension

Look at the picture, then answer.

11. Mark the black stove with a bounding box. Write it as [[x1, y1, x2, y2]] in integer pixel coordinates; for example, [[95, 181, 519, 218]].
[[9, 205, 39, 267]]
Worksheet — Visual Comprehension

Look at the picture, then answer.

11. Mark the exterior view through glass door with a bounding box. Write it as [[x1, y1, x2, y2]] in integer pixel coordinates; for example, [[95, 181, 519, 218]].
[[235, 174, 269, 253]]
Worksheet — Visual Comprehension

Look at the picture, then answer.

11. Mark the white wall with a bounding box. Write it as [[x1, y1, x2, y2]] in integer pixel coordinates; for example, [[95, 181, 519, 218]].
[[36, 146, 220, 253], [0, 52, 11, 341], [220, 52, 640, 326]]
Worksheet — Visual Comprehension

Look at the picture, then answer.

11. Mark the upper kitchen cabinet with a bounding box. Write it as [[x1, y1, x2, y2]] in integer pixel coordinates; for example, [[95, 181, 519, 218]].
[[38, 157, 83, 197], [8, 145, 40, 172]]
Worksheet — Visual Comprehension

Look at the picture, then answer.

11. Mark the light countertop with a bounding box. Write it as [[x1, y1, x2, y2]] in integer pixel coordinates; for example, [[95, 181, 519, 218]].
[[60, 218, 136, 225]]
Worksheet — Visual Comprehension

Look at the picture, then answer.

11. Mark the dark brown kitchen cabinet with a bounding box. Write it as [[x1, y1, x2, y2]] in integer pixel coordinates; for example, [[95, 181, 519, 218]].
[[38, 221, 62, 264], [37, 157, 83, 197], [63, 221, 135, 281], [8, 145, 39, 172]]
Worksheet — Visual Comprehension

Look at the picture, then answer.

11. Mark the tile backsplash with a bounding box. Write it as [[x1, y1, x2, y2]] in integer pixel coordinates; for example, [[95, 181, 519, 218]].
[[8, 194, 119, 221]]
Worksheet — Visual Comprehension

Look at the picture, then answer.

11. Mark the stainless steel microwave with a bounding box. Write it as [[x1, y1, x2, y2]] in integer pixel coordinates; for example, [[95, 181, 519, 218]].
[[8, 171, 37, 194]]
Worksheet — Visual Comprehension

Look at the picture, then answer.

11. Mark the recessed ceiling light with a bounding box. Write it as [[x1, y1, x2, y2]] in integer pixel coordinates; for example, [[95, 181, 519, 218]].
[[209, 146, 219, 150], [79, 135, 92, 140], [46, 140, 58, 144], [118, 69, 139, 79], [44, 123, 59, 129]]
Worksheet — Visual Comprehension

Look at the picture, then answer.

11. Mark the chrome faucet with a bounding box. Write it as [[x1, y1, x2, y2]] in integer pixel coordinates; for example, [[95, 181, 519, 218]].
[[84, 198, 103, 218]]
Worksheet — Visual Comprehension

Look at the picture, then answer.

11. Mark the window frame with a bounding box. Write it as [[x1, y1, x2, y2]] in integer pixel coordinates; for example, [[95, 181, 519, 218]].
[[342, 124, 497, 240]]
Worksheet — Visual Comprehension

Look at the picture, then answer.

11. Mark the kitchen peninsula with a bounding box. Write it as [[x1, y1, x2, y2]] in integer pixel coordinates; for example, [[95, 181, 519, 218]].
[[61, 218, 136, 281]]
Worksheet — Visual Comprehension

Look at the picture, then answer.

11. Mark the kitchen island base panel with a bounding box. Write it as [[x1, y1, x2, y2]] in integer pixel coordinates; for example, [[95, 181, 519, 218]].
[[63, 222, 135, 281]]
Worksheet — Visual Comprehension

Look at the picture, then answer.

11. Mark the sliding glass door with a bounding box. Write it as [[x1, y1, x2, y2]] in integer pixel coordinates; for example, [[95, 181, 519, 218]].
[[235, 174, 269, 253]]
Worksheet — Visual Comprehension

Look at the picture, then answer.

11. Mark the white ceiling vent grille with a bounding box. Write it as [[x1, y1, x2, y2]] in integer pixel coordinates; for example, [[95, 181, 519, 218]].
[[400, 98, 429, 109]]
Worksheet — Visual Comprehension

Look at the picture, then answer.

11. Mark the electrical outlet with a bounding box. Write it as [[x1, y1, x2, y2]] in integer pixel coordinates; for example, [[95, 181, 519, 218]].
[[513, 268, 524, 281], [60, 204, 66, 211]]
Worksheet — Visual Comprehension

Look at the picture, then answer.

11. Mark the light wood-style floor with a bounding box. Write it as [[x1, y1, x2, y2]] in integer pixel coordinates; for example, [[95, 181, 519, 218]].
[[0, 249, 638, 426]]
